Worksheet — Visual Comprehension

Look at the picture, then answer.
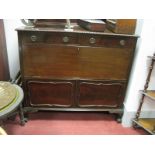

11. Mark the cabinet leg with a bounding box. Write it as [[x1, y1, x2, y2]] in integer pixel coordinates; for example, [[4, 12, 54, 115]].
[[116, 114, 122, 123], [135, 111, 140, 121], [8, 114, 17, 121], [0, 120, 3, 126], [132, 121, 140, 129], [19, 103, 28, 126], [152, 126, 155, 134]]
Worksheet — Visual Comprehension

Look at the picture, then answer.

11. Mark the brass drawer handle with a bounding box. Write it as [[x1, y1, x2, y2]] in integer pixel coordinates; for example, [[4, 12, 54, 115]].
[[120, 40, 126, 46], [62, 36, 69, 43], [31, 35, 37, 42], [89, 37, 96, 44]]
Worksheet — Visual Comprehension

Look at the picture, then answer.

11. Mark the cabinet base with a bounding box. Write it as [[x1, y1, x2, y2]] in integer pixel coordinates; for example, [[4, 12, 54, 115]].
[[22, 107, 123, 123], [23, 106, 123, 113]]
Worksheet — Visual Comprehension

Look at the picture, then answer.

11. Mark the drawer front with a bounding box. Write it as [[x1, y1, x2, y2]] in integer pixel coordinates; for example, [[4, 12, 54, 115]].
[[22, 32, 78, 45], [21, 32, 136, 49], [46, 32, 78, 44], [78, 81, 125, 108], [26, 80, 75, 107], [78, 34, 136, 48]]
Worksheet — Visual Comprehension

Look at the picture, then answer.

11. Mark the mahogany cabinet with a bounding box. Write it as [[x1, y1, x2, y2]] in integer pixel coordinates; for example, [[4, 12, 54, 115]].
[[17, 26, 138, 117]]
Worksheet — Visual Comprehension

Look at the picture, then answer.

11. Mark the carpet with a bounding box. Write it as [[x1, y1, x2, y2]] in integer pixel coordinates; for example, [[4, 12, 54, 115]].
[[4, 112, 147, 135]]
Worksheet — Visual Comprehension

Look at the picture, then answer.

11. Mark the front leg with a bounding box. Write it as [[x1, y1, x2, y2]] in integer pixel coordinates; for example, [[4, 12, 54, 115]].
[[115, 113, 123, 123]]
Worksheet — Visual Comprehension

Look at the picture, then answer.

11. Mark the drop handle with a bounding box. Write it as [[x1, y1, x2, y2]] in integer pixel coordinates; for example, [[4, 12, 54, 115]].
[[89, 37, 96, 44], [120, 40, 126, 46], [62, 36, 69, 43], [31, 35, 37, 42]]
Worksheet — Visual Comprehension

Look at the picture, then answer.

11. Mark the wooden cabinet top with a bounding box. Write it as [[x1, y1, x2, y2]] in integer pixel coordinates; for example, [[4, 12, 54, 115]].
[[16, 26, 139, 38]]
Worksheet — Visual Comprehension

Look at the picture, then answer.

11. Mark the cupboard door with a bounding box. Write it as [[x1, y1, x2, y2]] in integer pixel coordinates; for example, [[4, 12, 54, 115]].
[[78, 81, 125, 108], [27, 80, 75, 107]]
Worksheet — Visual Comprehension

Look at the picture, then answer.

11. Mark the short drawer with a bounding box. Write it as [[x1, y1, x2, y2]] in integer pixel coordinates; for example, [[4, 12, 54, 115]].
[[46, 32, 78, 44], [22, 32, 78, 45], [79, 34, 135, 48], [22, 32, 45, 43], [79, 34, 103, 46]]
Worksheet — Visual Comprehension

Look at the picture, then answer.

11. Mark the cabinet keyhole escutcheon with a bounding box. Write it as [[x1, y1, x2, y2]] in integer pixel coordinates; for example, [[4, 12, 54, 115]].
[[77, 47, 80, 54]]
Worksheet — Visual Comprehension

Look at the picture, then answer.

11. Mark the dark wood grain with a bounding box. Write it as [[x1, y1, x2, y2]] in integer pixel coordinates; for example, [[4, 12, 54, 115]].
[[0, 20, 10, 80], [27, 80, 75, 107], [106, 19, 137, 34], [16, 26, 138, 37], [22, 44, 133, 80], [78, 81, 125, 107]]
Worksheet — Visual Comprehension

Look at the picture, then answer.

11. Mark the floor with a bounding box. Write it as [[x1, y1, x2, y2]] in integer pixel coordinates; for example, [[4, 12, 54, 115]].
[[4, 112, 148, 135]]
